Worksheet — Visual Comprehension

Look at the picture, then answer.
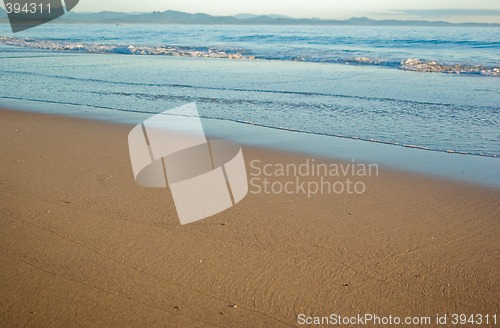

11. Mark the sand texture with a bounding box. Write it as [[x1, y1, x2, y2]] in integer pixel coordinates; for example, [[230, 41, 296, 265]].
[[0, 109, 499, 327]]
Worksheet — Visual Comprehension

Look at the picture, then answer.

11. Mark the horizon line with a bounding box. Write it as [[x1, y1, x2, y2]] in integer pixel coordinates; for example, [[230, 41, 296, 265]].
[[0, 7, 498, 25]]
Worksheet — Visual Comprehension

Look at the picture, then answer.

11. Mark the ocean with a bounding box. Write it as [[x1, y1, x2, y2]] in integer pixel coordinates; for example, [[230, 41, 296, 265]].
[[0, 23, 499, 186], [1, 24, 499, 75]]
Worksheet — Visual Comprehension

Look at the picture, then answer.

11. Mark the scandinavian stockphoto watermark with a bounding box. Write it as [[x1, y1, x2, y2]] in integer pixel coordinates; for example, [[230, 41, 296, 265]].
[[249, 158, 378, 198], [128, 103, 248, 225], [128, 103, 378, 225], [3, 0, 79, 33]]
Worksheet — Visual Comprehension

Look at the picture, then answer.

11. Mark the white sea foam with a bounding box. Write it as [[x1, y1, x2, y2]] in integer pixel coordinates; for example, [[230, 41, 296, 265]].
[[0, 37, 255, 60], [401, 58, 499, 76], [1, 36, 498, 75]]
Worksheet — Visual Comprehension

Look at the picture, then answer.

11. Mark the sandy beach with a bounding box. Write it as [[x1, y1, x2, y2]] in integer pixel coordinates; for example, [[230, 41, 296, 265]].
[[0, 108, 498, 327]]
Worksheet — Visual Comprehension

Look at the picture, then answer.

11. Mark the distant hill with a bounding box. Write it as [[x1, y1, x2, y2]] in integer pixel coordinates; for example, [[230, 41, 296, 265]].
[[234, 13, 291, 20], [60, 11, 500, 26], [1, 9, 498, 27], [64, 11, 133, 22], [61, 10, 236, 24]]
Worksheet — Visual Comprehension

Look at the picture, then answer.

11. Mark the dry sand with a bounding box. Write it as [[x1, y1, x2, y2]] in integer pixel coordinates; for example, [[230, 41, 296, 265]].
[[0, 109, 498, 327]]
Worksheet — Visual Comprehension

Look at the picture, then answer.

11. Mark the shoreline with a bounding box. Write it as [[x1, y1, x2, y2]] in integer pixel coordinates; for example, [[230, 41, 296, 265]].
[[1, 44, 499, 188], [3, 104, 498, 189], [1, 108, 499, 327]]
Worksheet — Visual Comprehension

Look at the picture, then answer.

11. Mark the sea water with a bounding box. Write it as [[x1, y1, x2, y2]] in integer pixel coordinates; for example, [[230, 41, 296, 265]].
[[0, 23, 499, 186]]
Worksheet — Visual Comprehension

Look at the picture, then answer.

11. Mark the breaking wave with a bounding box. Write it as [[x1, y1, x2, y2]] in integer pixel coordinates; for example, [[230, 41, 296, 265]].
[[400, 58, 500, 75], [0, 36, 254, 59], [1, 36, 498, 75]]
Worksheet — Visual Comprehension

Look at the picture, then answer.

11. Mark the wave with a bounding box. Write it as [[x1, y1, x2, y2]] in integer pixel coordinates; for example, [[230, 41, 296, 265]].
[[0, 37, 254, 59], [8, 68, 500, 111], [1, 36, 499, 75], [400, 58, 500, 75], [1, 94, 497, 158]]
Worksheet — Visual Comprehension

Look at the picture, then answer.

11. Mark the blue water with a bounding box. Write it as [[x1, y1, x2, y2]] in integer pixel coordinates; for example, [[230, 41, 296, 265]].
[[1, 24, 499, 74], [0, 23, 499, 186]]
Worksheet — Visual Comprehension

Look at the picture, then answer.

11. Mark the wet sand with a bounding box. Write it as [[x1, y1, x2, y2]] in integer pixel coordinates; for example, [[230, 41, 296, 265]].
[[0, 108, 498, 327]]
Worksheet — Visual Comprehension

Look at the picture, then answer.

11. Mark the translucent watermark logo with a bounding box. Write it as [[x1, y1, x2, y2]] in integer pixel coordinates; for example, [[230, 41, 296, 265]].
[[128, 103, 248, 225], [128, 103, 378, 224], [249, 158, 378, 198], [3, 0, 79, 33]]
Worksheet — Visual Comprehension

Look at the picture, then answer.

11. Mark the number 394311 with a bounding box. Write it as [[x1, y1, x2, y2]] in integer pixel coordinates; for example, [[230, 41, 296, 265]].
[[5, 2, 51, 14]]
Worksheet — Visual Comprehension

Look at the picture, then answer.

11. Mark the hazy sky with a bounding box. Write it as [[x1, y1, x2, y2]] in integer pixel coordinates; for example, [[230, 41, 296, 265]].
[[72, 0, 500, 23]]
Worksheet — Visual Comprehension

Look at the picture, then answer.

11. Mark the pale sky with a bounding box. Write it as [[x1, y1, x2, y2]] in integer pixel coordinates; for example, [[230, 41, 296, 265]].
[[72, 0, 500, 23]]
